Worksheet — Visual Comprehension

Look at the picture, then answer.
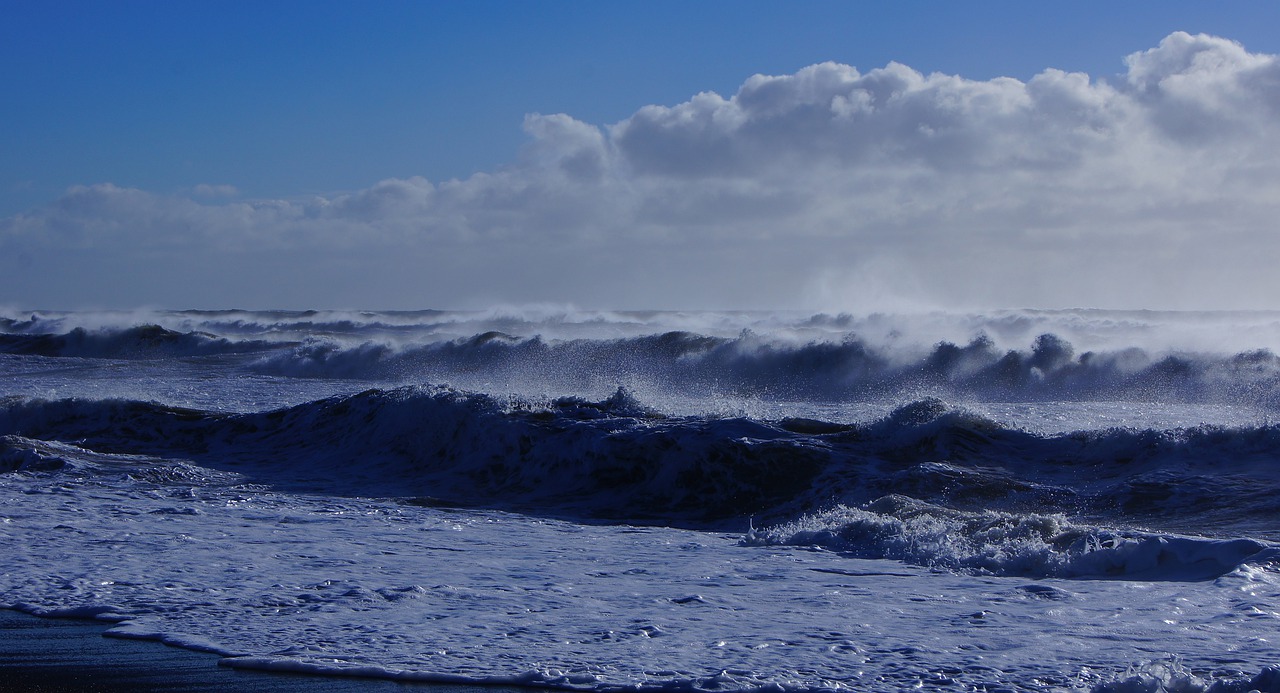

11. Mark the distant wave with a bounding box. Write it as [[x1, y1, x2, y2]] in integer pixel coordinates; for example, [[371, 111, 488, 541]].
[[4, 389, 1280, 551], [245, 330, 1280, 405], [0, 322, 280, 358], [8, 311, 1280, 405]]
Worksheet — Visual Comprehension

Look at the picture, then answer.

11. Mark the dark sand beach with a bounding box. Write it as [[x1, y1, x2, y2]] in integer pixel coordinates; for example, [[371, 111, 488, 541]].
[[0, 610, 518, 692]]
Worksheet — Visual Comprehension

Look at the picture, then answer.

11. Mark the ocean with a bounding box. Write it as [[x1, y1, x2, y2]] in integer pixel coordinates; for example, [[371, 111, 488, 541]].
[[2, 307, 1279, 692]]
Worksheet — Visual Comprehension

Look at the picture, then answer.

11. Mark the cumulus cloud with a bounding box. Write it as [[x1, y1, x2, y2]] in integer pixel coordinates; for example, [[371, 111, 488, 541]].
[[4, 32, 1279, 310]]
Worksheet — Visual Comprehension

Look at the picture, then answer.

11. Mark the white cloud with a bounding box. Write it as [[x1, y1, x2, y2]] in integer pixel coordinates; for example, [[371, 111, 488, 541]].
[[3, 32, 1280, 310]]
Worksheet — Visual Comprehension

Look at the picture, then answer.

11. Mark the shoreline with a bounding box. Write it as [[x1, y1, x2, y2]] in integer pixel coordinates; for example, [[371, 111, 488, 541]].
[[0, 609, 520, 692]]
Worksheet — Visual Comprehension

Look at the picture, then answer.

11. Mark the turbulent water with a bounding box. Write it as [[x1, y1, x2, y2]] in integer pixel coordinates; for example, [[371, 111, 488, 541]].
[[3, 307, 1280, 692]]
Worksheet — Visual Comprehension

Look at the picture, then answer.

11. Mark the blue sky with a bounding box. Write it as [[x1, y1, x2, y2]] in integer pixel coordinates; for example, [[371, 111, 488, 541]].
[[3, 1, 1280, 310]]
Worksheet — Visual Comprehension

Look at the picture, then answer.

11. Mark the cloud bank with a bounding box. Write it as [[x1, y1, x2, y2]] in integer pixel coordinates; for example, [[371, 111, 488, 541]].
[[4, 32, 1279, 310]]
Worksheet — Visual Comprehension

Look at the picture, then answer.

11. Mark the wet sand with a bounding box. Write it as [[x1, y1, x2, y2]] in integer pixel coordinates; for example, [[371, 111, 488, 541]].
[[0, 610, 520, 692]]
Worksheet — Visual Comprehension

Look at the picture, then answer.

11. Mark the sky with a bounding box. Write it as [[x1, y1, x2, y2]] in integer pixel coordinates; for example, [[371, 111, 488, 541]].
[[3, 1, 1280, 312]]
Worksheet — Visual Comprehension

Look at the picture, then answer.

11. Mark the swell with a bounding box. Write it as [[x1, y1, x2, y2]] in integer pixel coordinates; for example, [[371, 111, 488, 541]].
[[3, 389, 1280, 550]]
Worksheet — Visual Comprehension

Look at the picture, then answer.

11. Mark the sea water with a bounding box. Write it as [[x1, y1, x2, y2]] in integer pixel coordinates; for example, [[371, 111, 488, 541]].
[[2, 308, 1279, 691]]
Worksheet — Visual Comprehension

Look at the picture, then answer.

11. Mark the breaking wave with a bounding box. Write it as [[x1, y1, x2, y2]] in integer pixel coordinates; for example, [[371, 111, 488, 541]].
[[7, 309, 1280, 404], [243, 330, 1280, 407], [1092, 660, 1280, 693], [742, 495, 1277, 580], [3, 388, 1280, 559]]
